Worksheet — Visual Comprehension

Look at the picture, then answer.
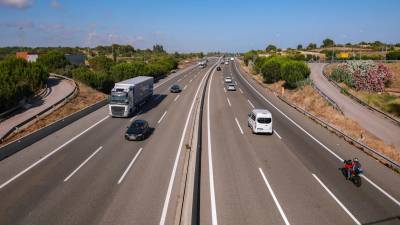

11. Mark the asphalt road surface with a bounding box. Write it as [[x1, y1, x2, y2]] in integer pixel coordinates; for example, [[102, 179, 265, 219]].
[[199, 60, 400, 225], [0, 61, 217, 225], [0, 58, 399, 225]]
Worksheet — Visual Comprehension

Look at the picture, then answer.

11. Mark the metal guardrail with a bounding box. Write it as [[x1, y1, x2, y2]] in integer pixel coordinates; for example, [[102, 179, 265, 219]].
[[235, 60, 400, 170], [0, 74, 78, 142], [321, 64, 400, 126], [311, 83, 343, 114], [0, 99, 107, 161], [277, 95, 400, 170]]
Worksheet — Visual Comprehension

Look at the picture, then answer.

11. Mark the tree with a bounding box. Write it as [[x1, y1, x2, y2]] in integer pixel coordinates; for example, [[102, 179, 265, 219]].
[[88, 55, 114, 72], [306, 43, 317, 50], [37, 50, 69, 72], [297, 44, 303, 50], [322, 38, 335, 48], [153, 44, 165, 53], [265, 44, 277, 52]]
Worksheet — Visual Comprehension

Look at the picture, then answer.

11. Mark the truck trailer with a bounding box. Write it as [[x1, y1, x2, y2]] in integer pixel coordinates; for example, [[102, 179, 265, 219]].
[[109, 76, 153, 117]]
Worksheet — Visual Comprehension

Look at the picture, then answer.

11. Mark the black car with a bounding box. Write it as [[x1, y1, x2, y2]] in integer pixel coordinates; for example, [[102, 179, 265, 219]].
[[216, 66, 221, 71], [170, 84, 182, 93], [125, 120, 150, 141]]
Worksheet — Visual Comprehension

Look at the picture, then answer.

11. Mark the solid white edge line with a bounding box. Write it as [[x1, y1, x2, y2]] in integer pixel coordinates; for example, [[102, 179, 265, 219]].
[[259, 168, 291, 225], [233, 60, 400, 207], [173, 95, 180, 102], [207, 66, 219, 225], [274, 130, 282, 139], [64, 146, 103, 182], [312, 174, 361, 225], [234, 117, 244, 135], [226, 97, 231, 107], [247, 99, 255, 108], [0, 115, 110, 189], [159, 61, 218, 225], [184, 85, 187, 90], [360, 174, 400, 206], [117, 148, 143, 184], [157, 111, 168, 124]]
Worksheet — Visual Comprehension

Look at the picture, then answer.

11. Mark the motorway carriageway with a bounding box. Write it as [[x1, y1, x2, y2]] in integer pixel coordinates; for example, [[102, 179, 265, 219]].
[[0, 58, 399, 225], [199, 60, 400, 225], [0, 60, 217, 225]]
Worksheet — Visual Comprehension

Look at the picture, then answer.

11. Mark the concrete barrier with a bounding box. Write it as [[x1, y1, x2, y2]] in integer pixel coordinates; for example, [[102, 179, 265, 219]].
[[0, 99, 107, 161]]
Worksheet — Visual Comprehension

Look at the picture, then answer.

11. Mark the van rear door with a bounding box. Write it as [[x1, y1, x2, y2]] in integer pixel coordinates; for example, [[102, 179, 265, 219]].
[[256, 116, 272, 132]]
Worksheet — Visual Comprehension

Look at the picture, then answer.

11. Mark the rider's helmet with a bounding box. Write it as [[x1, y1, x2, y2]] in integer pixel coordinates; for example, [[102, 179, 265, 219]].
[[353, 157, 359, 162]]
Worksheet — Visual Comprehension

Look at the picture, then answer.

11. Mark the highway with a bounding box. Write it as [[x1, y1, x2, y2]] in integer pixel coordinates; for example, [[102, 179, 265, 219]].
[[0, 57, 399, 225], [0, 60, 217, 225], [199, 60, 400, 225]]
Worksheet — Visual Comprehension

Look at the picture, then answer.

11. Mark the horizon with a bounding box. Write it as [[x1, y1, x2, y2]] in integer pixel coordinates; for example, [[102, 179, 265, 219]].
[[1, 0, 399, 52]]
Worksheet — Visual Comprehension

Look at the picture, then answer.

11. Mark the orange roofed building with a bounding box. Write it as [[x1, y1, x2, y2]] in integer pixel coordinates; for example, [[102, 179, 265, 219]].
[[16, 52, 39, 62]]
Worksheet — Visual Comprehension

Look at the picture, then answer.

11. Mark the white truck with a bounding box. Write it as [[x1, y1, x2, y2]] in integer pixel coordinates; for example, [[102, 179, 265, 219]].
[[109, 76, 153, 117], [198, 60, 207, 68]]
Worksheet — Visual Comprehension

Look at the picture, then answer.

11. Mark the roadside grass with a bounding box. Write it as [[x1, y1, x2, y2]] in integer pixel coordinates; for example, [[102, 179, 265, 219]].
[[385, 61, 400, 89], [353, 92, 400, 117], [242, 61, 400, 164], [2, 81, 106, 145]]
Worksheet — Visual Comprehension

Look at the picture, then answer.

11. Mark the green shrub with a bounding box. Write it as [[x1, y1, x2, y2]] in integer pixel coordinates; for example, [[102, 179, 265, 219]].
[[88, 55, 114, 72], [386, 51, 400, 60], [331, 67, 353, 87], [281, 61, 310, 88], [261, 59, 282, 83]]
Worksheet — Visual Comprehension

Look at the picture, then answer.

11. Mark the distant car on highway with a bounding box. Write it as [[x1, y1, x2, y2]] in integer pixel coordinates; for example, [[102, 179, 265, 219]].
[[216, 66, 221, 71], [248, 109, 273, 134], [170, 84, 182, 93], [227, 84, 236, 91], [224, 77, 232, 83], [125, 119, 151, 141]]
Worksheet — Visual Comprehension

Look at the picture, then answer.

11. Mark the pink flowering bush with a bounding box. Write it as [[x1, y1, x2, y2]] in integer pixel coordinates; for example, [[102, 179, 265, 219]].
[[333, 61, 393, 92]]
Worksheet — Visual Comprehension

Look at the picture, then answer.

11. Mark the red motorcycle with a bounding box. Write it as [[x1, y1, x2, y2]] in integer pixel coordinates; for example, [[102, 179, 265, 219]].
[[340, 159, 363, 187]]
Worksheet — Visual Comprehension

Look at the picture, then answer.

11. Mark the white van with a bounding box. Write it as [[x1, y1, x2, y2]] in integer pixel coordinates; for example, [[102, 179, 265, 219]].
[[248, 109, 273, 134]]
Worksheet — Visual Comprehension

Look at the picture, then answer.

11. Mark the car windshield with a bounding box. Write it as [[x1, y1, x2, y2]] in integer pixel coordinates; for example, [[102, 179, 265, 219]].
[[131, 121, 145, 129], [257, 117, 271, 124], [110, 92, 128, 104], [172, 85, 180, 89]]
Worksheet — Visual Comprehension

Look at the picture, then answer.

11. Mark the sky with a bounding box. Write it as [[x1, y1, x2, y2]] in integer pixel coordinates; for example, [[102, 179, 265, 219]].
[[0, 0, 399, 52]]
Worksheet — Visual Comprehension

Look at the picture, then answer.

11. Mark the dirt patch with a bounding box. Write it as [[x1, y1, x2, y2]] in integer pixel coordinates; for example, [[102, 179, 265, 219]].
[[2, 81, 106, 145], [241, 62, 400, 164]]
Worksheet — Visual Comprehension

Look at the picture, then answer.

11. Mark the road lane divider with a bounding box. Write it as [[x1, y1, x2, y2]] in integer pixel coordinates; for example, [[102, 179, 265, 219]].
[[174, 95, 180, 102], [118, 147, 143, 184], [189, 79, 193, 83], [227, 97, 231, 107], [157, 111, 168, 124], [206, 67, 219, 225], [239, 88, 243, 94], [184, 85, 188, 90], [64, 146, 103, 182], [159, 61, 218, 225], [259, 168, 291, 225], [274, 130, 282, 139], [0, 115, 109, 189], [235, 117, 244, 135], [247, 99, 255, 108], [312, 174, 361, 225], [233, 60, 400, 207], [223, 87, 226, 93]]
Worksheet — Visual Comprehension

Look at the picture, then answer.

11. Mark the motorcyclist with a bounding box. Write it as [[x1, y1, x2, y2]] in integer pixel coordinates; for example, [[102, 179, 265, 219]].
[[343, 159, 353, 179], [352, 158, 362, 175]]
